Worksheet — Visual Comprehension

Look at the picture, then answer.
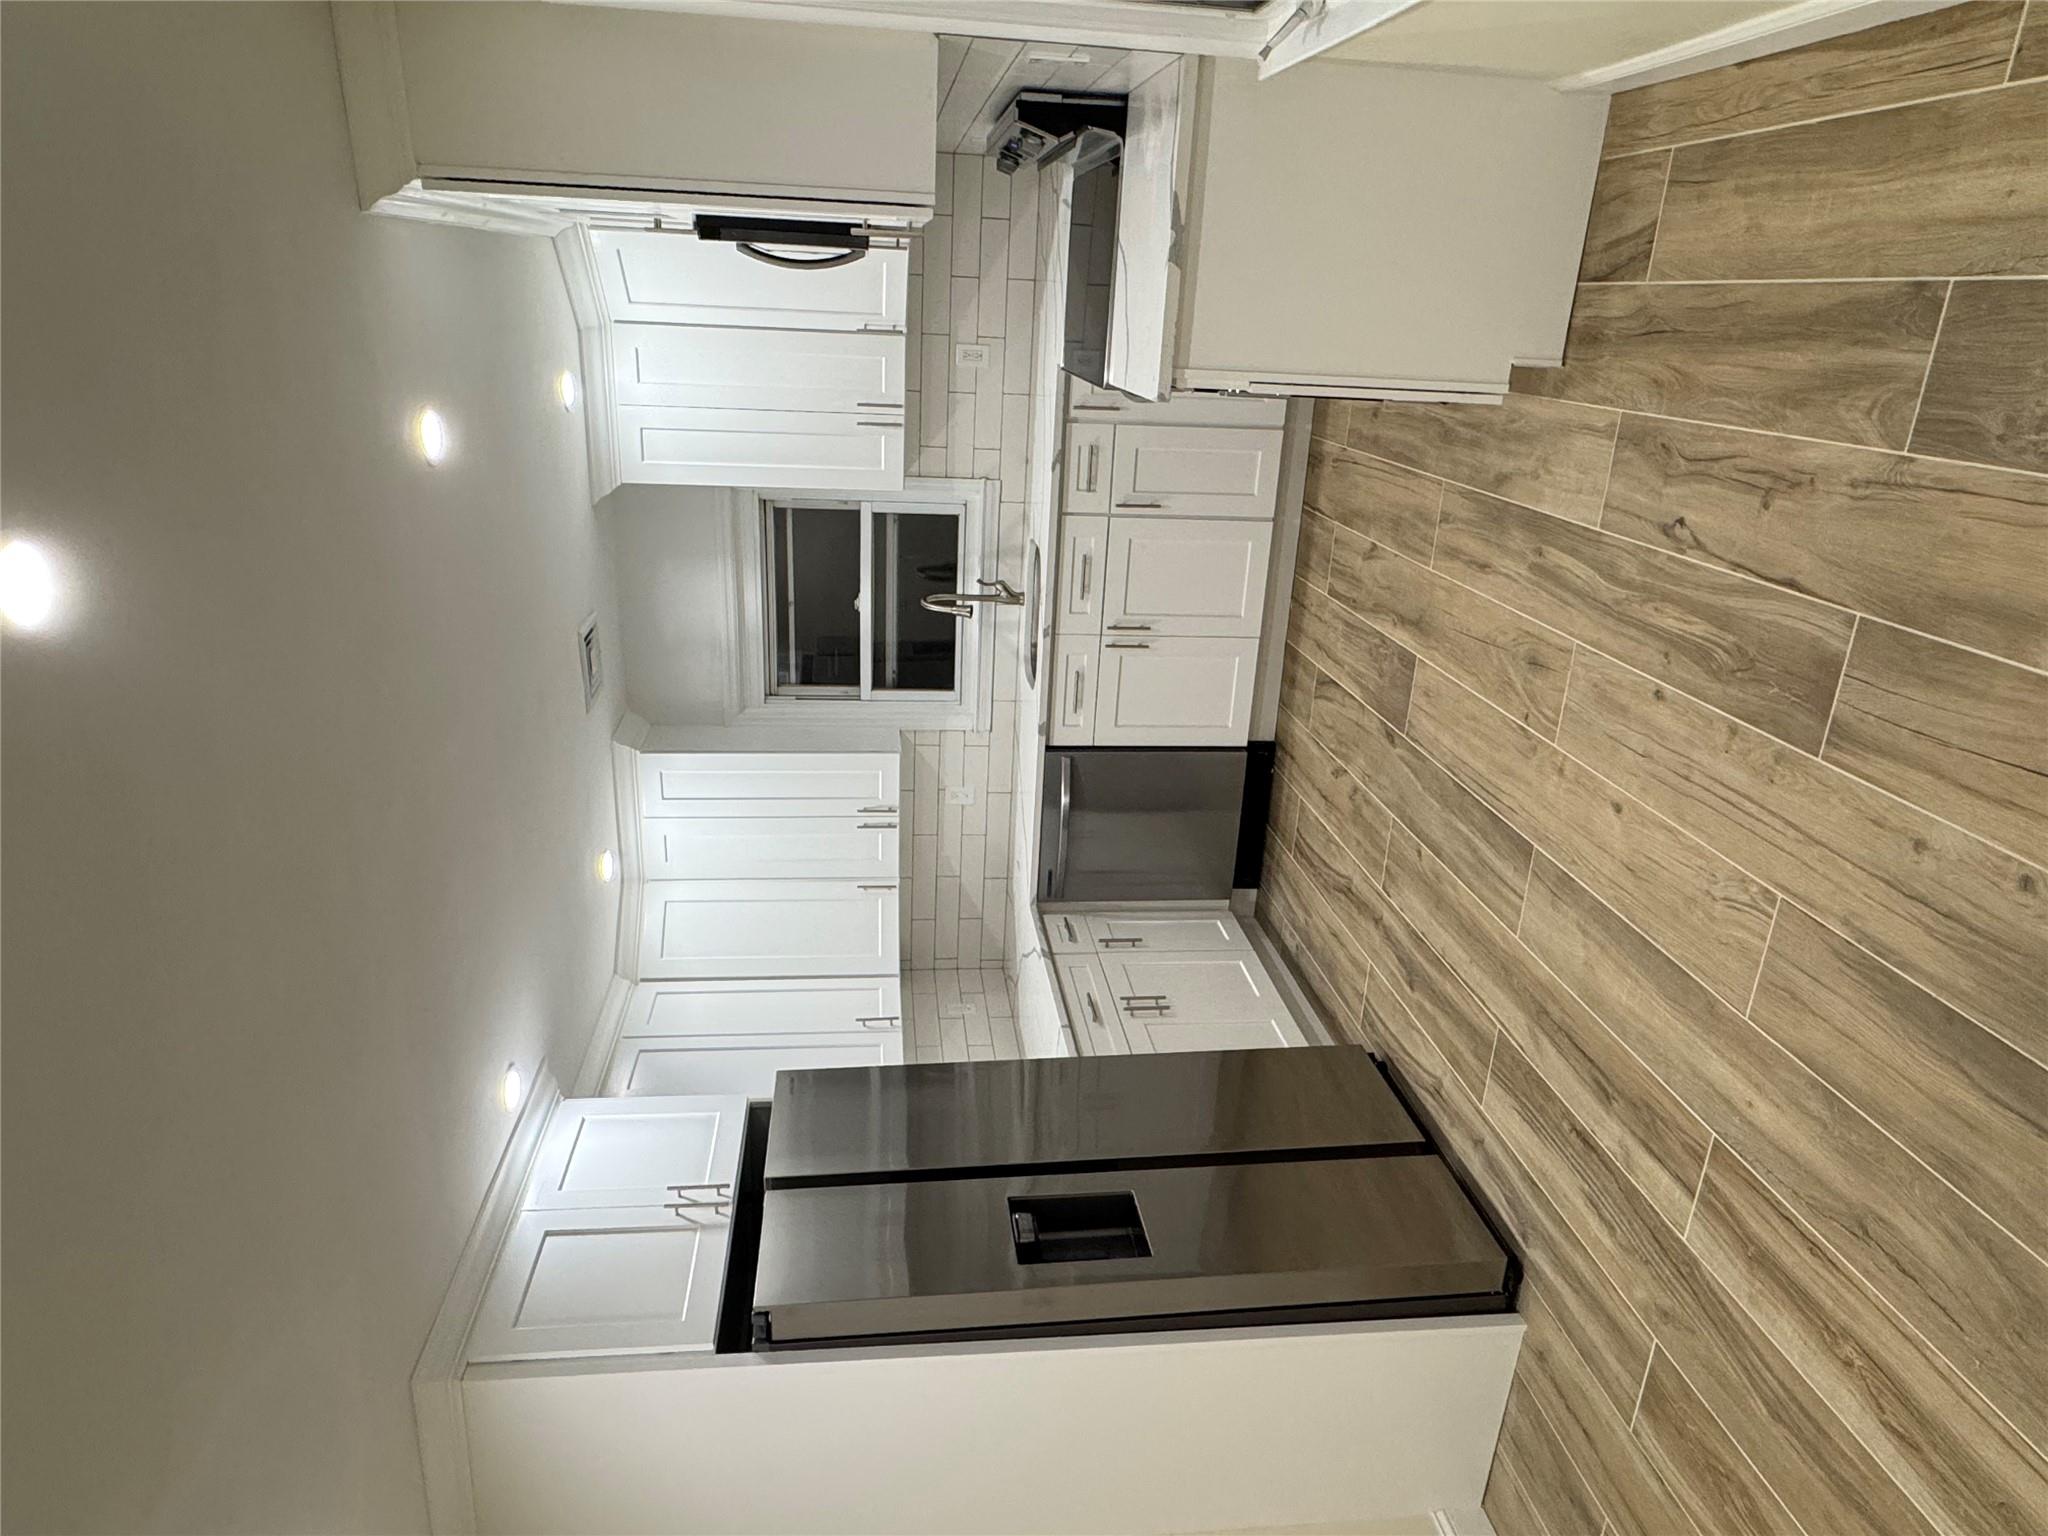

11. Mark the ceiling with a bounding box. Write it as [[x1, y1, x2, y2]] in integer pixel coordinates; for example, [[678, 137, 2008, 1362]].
[[1323, 1, 1799, 80]]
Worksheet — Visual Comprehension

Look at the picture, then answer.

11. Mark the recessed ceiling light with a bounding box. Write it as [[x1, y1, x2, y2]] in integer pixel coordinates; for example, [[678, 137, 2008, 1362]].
[[499, 1063, 524, 1113], [596, 848, 617, 884], [556, 371, 580, 412], [0, 539, 57, 630], [413, 407, 451, 466]]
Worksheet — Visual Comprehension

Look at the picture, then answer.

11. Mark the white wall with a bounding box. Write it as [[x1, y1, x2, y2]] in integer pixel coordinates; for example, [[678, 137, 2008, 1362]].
[[1, 6, 621, 1530], [609, 484, 733, 727]]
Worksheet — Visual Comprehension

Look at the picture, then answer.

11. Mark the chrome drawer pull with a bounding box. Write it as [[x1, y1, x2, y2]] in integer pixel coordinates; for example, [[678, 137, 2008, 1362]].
[[857, 804, 898, 814], [1100, 936, 1143, 946], [857, 821, 898, 829], [1116, 500, 1164, 509], [855, 1016, 900, 1029], [1104, 641, 1151, 649], [857, 883, 898, 891], [1084, 994, 1102, 1025]]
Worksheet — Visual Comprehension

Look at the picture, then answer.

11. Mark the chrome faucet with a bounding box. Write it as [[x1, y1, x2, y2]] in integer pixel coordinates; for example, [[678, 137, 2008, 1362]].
[[920, 578, 1025, 619]]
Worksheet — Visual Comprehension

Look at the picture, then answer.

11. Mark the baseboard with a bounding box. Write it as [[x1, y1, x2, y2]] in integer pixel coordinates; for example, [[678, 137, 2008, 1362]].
[[573, 973, 633, 1098], [1550, 0, 1955, 92], [1433, 1507, 1498, 1536], [410, 1061, 562, 1534]]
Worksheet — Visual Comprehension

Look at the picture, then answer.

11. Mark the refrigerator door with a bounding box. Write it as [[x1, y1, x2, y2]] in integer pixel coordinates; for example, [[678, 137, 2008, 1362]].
[[762, 1046, 1425, 1189], [1038, 748, 1246, 901], [751, 1154, 1513, 1347]]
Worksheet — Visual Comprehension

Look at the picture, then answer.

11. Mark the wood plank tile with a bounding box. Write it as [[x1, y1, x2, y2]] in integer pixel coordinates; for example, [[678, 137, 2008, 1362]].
[[1404, 664, 1777, 1008], [1303, 436, 1443, 562], [1632, 1348, 1800, 1536], [1360, 980, 1657, 1421], [1286, 579, 1417, 729], [1482, 1448, 1554, 1536], [1600, 414, 2048, 669], [1511, 1286, 1700, 1536], [1291, 805, 1497, 1099], [1310, 396, 1352, 446], [1557, 647, 2048, 1060], [1497, 1379, 1608, 1536], [1689, 1143, 2048, 1536], [1347, 395, 1620, 527], [1329, 531, 1573, 733], [1651, 83, 2048, 280], [1824, 620, 2048, 865], [1276, 641, 1320, 727], [1521, 855, 2048, 1452], [1383, 827, 1711, 1234], [1276, 711, 1394, 883], [1484, 1037, 1944, 1536], [1749, 902, 2048, 1259], [1434, 487, 1857, 751], [1513, 280, 1946, 450], [1578, 151, 1669, 283], [1600, 3, 2026, 156], [1909, 278, 2048, 474], [1294, 509, 1335, 592], [1309, 670, 1535, 927], [2015, 0, 2048, 80], [1262, 839, 1371, 1030]]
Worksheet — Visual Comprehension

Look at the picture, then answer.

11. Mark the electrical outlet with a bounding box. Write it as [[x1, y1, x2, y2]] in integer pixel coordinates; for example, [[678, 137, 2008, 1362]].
[[954, 342, 991, 370], [946, 784, 976, 806]]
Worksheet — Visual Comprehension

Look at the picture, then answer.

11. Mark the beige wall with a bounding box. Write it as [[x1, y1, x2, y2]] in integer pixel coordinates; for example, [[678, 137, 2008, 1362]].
[[2, 4, 623, 1530], [1259, 6, 2047, 1534]]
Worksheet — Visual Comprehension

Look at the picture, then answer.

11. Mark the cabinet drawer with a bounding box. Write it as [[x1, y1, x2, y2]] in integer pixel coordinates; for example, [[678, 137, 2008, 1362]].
[[618, 404, 903, 491], [524, 1096, 748, 1212], [1102, 517, 1271, 638], [607, 1031, 902, 1098], [1043, 910, 1094, 953], [594, 230, 908, 331], [1053, 954, 1126, 1055], [1055, 515, 1108, 634], [1094, 636, 1258, 746], [1049, 636, 1098, 746], [624, 977, 901, 1037], [1087, 912, 1248, 952], [1063, 423, 1114, 516], [639, 753, 899, 818], [614, 324, 904, 413], [639, 879, 899, 978], [642, 816, 899, 880], [1109, 425, 1284, 519]]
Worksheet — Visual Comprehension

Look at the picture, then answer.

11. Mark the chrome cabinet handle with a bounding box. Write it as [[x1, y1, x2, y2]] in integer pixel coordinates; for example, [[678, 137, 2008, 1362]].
[[1072, 403, 1121, 413], [855, 400, 901, 410], [856, 419, 903, 428], [856, 1016, 900, 1029], [1053, 755, 1072, 900], [1084, 993, 1102, 1025], [1123, 1005, 1169, 1016], [1101, 936, 1143, 947], [737, 242, 865, 270], [857, 805, 897, 814], [667, 1181, 734, 1217], [1105, 622, 1151, 631], [1119, 994, 1167, 1004], [669, 1182, 733, 1196], [857, 821, 897, 829], [857, 883, 897, 891], [859, 324, 906, 335], [1105, 641, 1151, 649], [1061, 916, 1077, 943], [1086, 441, 1100, 491], [1117, 501, 1164, 509], [1078, 550, 1092, 603], [1069, 664, 1085, 715]]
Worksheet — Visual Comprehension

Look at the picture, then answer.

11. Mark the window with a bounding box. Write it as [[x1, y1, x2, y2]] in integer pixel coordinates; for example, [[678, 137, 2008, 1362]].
[[763, 497, 968, 702]]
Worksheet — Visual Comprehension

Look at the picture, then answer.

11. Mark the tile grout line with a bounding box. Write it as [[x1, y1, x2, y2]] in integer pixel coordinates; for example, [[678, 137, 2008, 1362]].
[[1742, 897, 1785, 1020], [1903, 279, 1956, 449], [1628, 1342, 1657, 1430], [2006, 1, 2031, 82], [1813, 613, 1862, 761], [1679, 1135, 1717, 1242], [1594, 71, 2040, 161], [1640, 147, 1676, 284]]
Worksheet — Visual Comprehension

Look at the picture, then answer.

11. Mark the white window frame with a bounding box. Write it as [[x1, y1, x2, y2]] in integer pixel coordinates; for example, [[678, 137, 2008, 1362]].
[[726, 478, 997, 732]]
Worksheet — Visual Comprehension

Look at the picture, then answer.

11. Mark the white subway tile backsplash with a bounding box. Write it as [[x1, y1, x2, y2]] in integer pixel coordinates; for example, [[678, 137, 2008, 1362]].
[[1001, 398, 1029, 486], [981, 155, 1009, 218], [913, 834, 938, 918], [1009, 163, 1040, 278], [979, 223, 1008, 335], [952, 168, 981, 275], [975, 341, 1005, 447], [947, 395, 975, 475], [958, 922, 984, 968], [914, 738, 940, 834], [921, 220, 952, 328], [920, 339, 949, 447], [934, 153, 953, 215], [911, 919, 935, 968], [1004, 285, 1035, 391], [974, 448, 1001, 481], [963, 746, 990, 833], [919, 446, 946, 477]]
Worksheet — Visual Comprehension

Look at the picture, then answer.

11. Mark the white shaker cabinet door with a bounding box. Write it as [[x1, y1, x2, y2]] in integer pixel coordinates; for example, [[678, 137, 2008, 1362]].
[[1055, 516, 1109, 635], [617, 405, 903, 492], [639, 753, 899, 819], [1103, 953, 1306, 1054], [613, 324, 904, 414], [1086, 912, 1248, 953], [1049, 636, 1099, 746], [1109, 425, 1284, 519], [1102, 517, 1272, 638], [641, 816, 899, 881], [606, 1031, 902, 1098], [639, 880, 899, 978], [1093, 636, 1258, 746], [1053, 954, 1126, 1056], [593, 230, 908, 332], [623, 977, 902, 1038], [469, 1205, 731, 1361], [524, 1095, 748, 1212]]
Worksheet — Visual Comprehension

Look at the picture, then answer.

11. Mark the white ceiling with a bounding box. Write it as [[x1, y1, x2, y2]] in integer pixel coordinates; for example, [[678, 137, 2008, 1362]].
[[1325, 0, 1795, 79]]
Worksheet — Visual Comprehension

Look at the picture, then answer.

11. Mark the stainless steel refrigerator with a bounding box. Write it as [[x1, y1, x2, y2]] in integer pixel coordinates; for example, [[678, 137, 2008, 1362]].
[[747, 1048, 1516, 1349], [1038, 747, 1247, 902]]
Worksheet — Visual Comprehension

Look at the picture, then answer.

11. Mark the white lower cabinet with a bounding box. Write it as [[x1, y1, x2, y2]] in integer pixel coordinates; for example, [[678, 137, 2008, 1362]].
[[1109, 425, 1285, 519], [1050, 635, 1099, 746], [641, 816, 899, 880], [1053, 953, 1127, 1055], [607, 1030, 901, 1097], [1088, 911, 1249, 953], [639, 879, 898, 978], [1094, 636, 1259, 746], [1101, 953, 1308, 1054], [472, 1096, 748, 1363], [1056, 515, 1109, 634], [1102, 517, 1272, 638]]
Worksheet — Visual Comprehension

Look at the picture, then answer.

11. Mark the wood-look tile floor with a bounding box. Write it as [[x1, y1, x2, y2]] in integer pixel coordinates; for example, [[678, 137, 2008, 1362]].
[[903, 968, 1024, 1062]]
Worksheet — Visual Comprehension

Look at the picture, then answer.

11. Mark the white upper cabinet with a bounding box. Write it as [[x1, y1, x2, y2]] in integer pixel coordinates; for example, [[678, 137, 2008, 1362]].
[[1093, 636, 1259, 747], [607, 1031, 902, 1098], [333, 3, 937, 227], [623, 977, 902, 1038], [616, 405, 904, 492], [639, 752, 899, 819], [595, 233, 908, 333], [1167, 58, 1605, 400], [642, 817, 899, 882], [640, 880, 899, 979], [613, 326, 904, 415], [1102, 518, 1272, 639], [1109, 426, 1285, 519]]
